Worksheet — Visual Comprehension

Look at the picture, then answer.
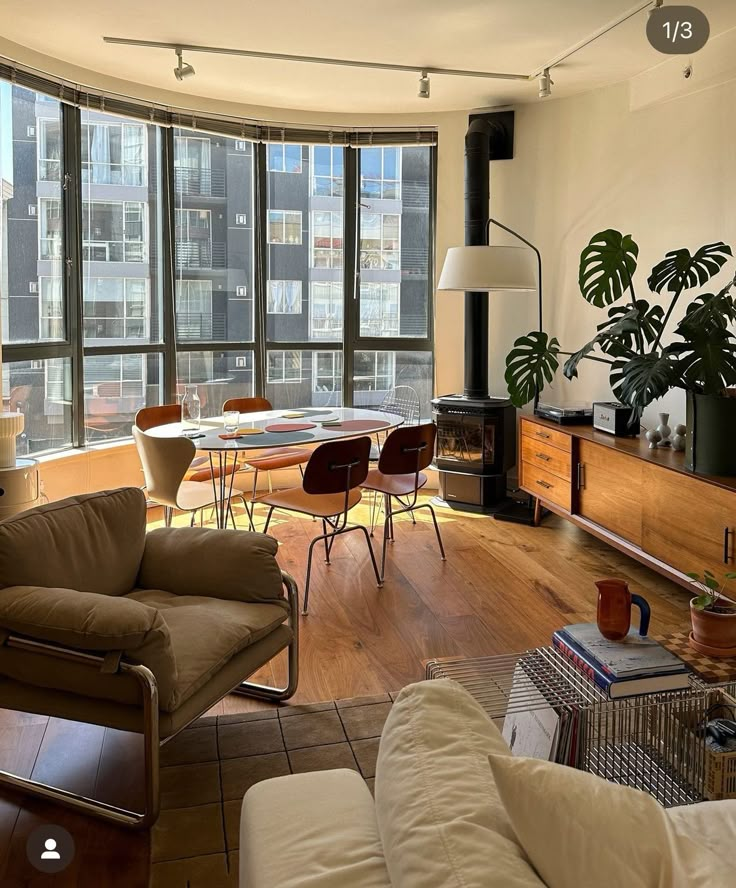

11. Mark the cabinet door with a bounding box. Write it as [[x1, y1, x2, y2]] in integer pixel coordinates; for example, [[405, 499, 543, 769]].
[[641, 464, 736, 575], [577, 439, 643, 547]]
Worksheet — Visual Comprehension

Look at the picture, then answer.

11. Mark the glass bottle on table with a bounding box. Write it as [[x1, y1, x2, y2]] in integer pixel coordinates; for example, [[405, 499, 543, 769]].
[[181, 385, 201, 431]]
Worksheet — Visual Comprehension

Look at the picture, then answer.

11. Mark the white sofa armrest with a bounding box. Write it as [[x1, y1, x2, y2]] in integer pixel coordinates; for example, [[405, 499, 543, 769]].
[[240, 768, 391, 888]]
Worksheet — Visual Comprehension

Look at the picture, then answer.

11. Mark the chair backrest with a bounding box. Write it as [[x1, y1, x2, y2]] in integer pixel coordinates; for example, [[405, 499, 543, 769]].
[[222, 396, 273, 414], [380, 386, 421, 425], [378, 423, 437, 476], [135, 404, 182, 432], [133, 426, 195, 509], [303, 436, 371, 495]]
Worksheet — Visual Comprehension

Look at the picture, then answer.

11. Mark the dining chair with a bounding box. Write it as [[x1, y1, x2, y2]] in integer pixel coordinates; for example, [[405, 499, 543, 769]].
[[135, 403, 212, 475], [360, 423, 446, 582], [223, 397, 311, 531], [133, 424, 247, 528], [257, 436, 381, 614]]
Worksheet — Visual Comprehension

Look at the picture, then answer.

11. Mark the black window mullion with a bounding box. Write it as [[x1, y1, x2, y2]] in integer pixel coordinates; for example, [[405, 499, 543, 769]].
[[161, 128, 178, 402], [61, 103, 84, 447], [342, 146, 358, 407], [253, 142, 268, 398]]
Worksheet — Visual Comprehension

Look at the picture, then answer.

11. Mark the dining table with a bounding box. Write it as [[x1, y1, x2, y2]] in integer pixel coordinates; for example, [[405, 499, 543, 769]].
[[147, 406, 405, 529]]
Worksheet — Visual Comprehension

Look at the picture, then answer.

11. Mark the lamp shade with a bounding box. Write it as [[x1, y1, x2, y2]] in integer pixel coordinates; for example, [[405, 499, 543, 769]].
[[437, 245, 537, 292]]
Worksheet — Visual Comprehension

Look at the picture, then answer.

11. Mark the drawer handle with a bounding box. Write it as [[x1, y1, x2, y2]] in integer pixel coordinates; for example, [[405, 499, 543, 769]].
[[725, 527, 733, 564], [535, 431, 551, 439], [577, 463, 586, 489], [535, 453, 551, 462], [536, 480, 553, 490]]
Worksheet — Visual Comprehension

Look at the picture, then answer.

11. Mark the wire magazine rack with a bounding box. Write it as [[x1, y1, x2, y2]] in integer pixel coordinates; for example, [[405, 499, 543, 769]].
[[426, 647, 729, 807]]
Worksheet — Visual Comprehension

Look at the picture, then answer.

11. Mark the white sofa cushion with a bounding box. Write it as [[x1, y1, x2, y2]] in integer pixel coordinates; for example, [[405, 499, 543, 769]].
[[240, 769, 391, 888], [375, 679, 544, 888], [489, 753, 735, 888]]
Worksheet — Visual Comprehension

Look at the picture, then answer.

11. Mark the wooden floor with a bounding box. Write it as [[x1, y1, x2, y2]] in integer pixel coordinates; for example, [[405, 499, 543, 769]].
[[0, 497, 691, 885]]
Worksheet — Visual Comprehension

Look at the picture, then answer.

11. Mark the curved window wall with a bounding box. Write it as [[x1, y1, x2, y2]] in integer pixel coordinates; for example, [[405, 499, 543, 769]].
[[0, 80, 435, 455]]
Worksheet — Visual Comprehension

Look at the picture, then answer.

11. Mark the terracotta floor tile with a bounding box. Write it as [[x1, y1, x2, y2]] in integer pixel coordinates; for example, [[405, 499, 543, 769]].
[[160, 726, 218, 767], [218, 718, 284, 759], [339, 703, 392, 741], [223, 799, 241, 850], [221, 752, 291, 801], [288, 742, 359, 774], [151, 803, 225, 863], [351, 737, 380, 778], [280, 710, 346, 749], [161, 761, 221, 809]]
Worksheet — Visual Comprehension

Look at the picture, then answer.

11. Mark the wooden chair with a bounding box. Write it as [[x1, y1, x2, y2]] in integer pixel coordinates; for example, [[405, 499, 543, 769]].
[[133, 424, 247, 528], [223, 397, 311, 530], [361, 423, 446, 582], [257, 436, 381, 613]]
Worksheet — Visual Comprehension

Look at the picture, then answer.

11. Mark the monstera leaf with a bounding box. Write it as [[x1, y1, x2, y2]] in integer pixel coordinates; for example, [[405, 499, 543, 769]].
[[666, 325, 736, 396], [505, 331, 560, 407], [578, 229, 639, 307], [597, 300, 665, 356], [679, 288, 736, 334], [647, 242, 732, 294], [563, 308, 640, 380], [610, 353, 676, 415]]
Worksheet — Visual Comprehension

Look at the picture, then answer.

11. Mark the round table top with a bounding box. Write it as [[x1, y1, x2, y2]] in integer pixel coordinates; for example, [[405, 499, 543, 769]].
[[146, 407, 405, 452]]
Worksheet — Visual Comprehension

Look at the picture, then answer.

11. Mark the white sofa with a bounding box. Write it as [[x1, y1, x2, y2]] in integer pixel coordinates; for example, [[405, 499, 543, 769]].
[[240, 679, 736, 887]]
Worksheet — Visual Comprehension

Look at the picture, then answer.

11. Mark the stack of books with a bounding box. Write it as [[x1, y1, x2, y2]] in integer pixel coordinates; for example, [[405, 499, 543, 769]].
[[552, 623, 690, 699]]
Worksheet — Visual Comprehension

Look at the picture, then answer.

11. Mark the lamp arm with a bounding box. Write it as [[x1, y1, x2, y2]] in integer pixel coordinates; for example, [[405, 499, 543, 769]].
[[486, 218, 543, 332]]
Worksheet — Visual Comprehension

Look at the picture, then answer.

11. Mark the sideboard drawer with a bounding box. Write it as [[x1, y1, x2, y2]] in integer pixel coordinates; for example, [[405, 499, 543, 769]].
[[521, 462, 572, 512], [520, 419, 572, 453], [521, 435, 572, 481]]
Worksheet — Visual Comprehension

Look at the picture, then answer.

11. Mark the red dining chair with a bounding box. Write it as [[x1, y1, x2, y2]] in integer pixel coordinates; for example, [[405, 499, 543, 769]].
[[223, 397, 311, 530], [257, 436, 381, 613], [360, 423, 445, 582]]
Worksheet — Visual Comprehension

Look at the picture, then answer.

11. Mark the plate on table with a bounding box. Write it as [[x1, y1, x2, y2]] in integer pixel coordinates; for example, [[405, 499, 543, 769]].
[[264, 422, 317, 433]]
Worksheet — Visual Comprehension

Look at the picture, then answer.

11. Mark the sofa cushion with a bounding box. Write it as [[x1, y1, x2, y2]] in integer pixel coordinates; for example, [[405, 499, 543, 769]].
[[0, 488, 146, 596], [0, 583, 177, 710], [138, 527, 286, 604], [667, 799, 736, 859], [489, 753, 733, 888], [241, 769, 391, 888], [127, 589, 290, 710], [374, 679, 543, 888]]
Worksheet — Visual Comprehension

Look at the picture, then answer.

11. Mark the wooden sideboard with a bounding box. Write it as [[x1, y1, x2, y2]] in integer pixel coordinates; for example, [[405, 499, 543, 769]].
[[519, 415, 736, 590]]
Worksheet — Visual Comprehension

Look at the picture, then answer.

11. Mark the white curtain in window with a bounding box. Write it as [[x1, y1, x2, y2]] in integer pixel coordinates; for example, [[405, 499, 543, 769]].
[[91, 126, 110, 184]]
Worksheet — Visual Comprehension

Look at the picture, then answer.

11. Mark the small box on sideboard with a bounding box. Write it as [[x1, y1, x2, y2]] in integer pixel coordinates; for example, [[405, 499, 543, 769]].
[[592, 401, 640, 436]]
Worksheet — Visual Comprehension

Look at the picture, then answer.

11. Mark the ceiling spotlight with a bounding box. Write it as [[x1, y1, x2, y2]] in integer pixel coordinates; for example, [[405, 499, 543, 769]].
[[174, 47, 195, 81], [538, 68, 553, 99], [418, 70, 430, 99]]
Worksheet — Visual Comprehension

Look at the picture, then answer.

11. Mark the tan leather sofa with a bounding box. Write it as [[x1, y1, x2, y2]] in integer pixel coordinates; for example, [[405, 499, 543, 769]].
[[0, 487, 298, 828]]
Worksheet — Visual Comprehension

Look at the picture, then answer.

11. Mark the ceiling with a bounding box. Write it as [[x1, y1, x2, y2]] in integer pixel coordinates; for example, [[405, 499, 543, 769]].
[[3, 0, 736, 114]]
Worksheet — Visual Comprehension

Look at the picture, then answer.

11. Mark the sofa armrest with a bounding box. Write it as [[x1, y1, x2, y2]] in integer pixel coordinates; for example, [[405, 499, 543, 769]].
[[139, 527, 287, 606], [0, 585, 165, 652]]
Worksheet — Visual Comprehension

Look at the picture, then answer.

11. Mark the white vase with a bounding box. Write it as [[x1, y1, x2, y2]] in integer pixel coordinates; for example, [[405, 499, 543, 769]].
[[646, 428, 662, 450], [181, 385, 201, 430], [672, 423, 687, 452], [656, 412, 671, 446]]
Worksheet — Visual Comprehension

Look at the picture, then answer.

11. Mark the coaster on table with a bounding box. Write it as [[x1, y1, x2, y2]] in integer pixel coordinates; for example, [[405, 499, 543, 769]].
[[282, 411, 306, 418], [218, 428, 265, 439], [325, 419, 391, 432], [265, 422, 317, 433]]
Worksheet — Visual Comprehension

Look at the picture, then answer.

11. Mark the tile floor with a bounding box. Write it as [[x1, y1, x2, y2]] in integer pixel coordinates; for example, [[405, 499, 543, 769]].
[[150, 694, 396, 888]]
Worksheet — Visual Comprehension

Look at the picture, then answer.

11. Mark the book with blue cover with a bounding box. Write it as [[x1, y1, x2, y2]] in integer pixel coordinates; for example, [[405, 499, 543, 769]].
[[557, 623, 687, 679]]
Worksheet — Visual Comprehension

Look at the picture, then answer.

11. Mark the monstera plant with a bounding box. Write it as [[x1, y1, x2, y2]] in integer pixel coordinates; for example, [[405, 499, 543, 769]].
[[504, 229, 736, 474]]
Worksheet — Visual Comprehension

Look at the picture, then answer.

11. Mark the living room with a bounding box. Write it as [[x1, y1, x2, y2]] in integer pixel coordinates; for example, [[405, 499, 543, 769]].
[[1, 1, 736, 886]]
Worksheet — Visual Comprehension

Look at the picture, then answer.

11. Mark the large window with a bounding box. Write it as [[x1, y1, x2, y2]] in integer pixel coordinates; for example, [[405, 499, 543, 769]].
[[1, 80, 435, 454]]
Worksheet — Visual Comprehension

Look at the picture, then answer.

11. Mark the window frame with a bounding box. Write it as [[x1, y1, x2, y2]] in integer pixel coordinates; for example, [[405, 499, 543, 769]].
[[267, 209, 302, 245], [266, 349, 303, 384], [2, 91, 436, 454]]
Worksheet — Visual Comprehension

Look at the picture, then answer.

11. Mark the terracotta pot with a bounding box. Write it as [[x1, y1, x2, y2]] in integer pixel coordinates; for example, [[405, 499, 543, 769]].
[[690, 599, 736, 657]]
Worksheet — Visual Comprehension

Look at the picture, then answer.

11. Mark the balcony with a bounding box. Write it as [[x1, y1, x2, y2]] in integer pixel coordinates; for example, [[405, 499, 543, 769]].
[[175, 312, 227, 341], [175, 242, 227, 270], [174, 168, 226, 198]]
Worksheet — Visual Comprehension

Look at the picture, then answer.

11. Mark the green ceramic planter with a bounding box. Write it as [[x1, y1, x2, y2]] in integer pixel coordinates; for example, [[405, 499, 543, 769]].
[[685, 392, 736, 476]]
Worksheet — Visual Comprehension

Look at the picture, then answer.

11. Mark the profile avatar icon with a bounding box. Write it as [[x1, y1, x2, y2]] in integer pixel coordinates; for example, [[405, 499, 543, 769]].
[[41, 838, 61, 861]]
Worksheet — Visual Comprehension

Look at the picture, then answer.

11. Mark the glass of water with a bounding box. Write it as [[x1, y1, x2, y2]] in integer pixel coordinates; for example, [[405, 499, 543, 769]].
[[224, 410, 240, 433]]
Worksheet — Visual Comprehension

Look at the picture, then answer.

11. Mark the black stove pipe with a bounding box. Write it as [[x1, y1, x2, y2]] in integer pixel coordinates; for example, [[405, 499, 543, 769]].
[[463, 117, 498, 400]]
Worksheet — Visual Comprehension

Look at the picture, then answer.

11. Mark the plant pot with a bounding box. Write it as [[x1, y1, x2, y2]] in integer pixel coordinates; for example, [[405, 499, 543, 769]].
[[685, 392, 736, 476], [690, 599, 736, 658]]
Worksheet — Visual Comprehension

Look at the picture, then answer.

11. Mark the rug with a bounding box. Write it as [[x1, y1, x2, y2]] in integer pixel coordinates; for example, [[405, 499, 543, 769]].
[[150, 693, 396, 888]]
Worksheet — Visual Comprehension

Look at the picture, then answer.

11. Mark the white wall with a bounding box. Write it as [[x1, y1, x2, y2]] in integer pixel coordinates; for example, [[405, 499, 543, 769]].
[[486, 66, 736, 429]]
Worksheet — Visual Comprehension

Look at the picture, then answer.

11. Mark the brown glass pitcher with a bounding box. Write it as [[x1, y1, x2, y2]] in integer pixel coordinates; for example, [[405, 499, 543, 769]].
[[596, 579, 651, 641]]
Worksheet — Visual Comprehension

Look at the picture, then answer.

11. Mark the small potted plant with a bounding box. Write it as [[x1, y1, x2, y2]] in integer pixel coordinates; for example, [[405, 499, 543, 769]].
[[687, 570, 736, 657]]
